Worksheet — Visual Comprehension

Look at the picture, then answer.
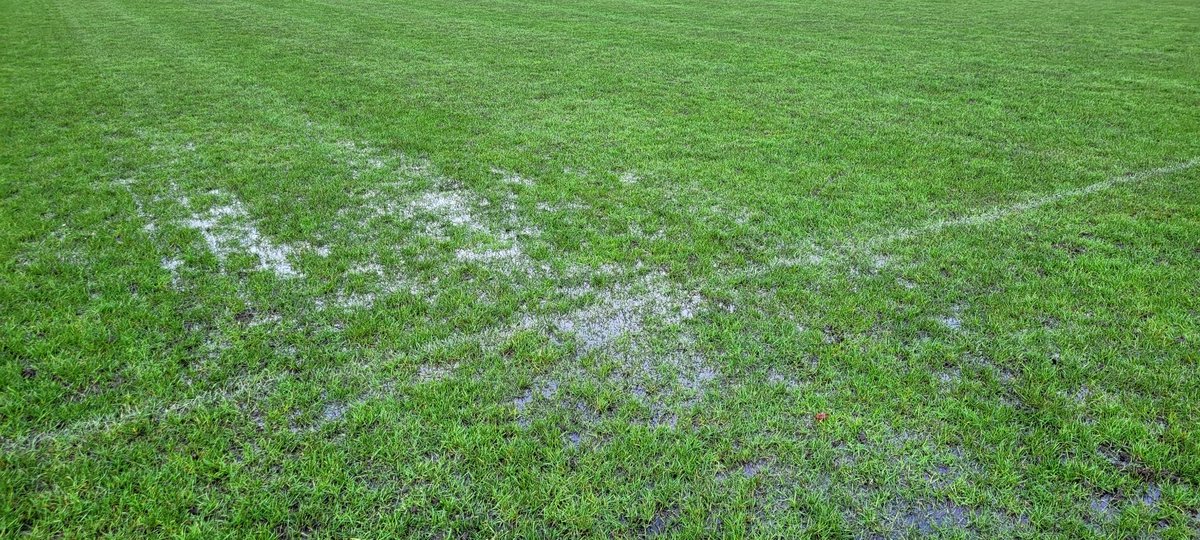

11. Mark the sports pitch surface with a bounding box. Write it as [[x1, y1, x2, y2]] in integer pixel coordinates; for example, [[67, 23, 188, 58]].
[[2, 0, 1199, 537]]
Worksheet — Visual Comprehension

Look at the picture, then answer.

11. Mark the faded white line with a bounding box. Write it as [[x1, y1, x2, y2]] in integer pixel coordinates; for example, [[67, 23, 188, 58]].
[[3, 371, 283, 453], [2, 324, 516, 453], [767, 158, 1200, 270]]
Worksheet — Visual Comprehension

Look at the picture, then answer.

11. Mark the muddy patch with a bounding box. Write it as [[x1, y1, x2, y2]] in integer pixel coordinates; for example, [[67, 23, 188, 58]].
[[717, 458, 772, 482], [642, 506, 680, 536], [542, 271, 703, 353], [889, 500, 972, 535], [510, 270, 719, 430], [1139, 483, 1161, 506], [1089, 493, 1119, 522]]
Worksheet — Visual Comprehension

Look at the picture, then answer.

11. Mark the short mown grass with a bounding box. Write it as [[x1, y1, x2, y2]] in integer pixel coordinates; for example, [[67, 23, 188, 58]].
[[2, 0, 1199, 537]]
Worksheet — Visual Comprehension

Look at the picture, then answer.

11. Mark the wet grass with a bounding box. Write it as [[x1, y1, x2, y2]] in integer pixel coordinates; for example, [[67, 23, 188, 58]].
[[2, 0, 1199, 537]]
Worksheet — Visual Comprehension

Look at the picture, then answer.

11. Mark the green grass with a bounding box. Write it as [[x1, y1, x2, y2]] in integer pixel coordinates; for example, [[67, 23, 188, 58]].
[[2, 0, 1199, 537]]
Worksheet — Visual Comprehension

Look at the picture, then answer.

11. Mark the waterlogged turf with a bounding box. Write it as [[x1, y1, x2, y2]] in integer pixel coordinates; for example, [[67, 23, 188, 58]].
[[2, 0, 1199, 537]]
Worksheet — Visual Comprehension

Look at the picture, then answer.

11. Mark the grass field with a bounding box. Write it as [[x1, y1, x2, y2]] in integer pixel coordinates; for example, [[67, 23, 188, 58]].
[[2, 0, 1199, 537]]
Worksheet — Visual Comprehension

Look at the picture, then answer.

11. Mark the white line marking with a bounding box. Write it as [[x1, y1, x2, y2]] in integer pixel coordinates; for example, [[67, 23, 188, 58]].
[[2, 326, 514, 453], [768, 158, 1200, 270], [3, 371, 283, 452]]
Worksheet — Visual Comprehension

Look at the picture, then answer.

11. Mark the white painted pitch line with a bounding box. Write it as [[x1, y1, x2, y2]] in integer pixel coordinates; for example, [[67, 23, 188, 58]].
[[864, 158, 1200, 249], [2, 371, 284, 453], [2, 324, 519, 453], [767, 158, 1200, 270]]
